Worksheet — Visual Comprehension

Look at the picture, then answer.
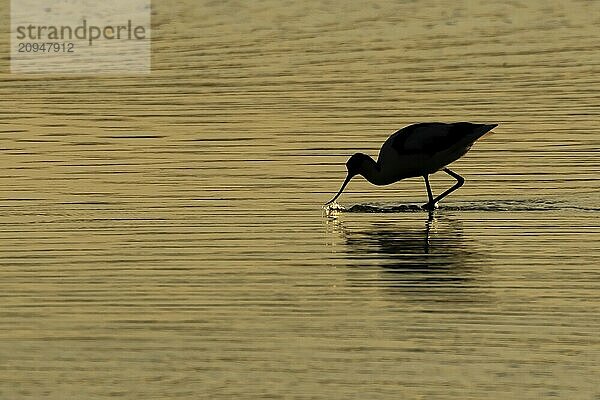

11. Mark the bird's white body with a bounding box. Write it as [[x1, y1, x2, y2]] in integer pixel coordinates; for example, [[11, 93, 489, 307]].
[[325, 122, 498, 209]]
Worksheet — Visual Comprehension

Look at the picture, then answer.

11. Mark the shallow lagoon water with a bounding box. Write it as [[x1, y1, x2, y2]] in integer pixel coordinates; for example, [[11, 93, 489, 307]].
[[1, 0, 599, 399]]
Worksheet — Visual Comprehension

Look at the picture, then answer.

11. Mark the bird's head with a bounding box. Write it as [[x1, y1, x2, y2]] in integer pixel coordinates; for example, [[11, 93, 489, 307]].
[[345, 152, 371, 177], [325, 153, 370, 205]]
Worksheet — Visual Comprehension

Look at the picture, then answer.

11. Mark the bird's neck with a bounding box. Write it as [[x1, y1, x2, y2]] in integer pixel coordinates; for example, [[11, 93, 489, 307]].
[[359, 156, 386, 185]]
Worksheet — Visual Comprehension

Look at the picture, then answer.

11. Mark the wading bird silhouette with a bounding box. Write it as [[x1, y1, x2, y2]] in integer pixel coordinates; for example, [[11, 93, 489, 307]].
[[325, 122, 498, 210]]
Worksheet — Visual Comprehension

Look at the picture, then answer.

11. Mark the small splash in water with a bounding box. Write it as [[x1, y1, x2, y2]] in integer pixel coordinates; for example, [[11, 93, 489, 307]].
[[322, 201, 345, 218]]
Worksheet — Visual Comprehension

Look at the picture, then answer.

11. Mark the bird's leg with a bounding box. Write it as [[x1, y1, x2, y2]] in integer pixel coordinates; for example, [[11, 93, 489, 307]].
[[421, 175, 437, 210], [424, 175, 434, 203], [429, 168, 465, 205]]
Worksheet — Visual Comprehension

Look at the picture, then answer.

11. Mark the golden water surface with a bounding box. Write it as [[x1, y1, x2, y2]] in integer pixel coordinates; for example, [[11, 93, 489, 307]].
[[0, 1, 599, 399]]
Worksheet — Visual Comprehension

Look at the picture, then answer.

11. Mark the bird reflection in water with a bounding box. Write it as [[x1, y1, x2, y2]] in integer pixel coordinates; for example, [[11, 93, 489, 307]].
[[326, 212, 485, 300]]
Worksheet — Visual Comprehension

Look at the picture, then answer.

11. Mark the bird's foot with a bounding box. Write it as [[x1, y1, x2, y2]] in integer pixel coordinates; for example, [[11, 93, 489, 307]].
[[421, 202, 438, 211]]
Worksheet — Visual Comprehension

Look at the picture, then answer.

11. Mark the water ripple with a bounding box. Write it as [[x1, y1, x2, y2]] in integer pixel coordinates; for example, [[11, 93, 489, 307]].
[[324, 199, 600, 215]]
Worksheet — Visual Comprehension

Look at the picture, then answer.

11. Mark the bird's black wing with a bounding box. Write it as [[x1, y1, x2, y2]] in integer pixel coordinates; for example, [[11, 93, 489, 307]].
[[390, 122, 492, 155]]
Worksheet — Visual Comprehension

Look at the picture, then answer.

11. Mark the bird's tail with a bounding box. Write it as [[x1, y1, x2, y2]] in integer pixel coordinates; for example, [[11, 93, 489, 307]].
[[471, 123, 498, 139]]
